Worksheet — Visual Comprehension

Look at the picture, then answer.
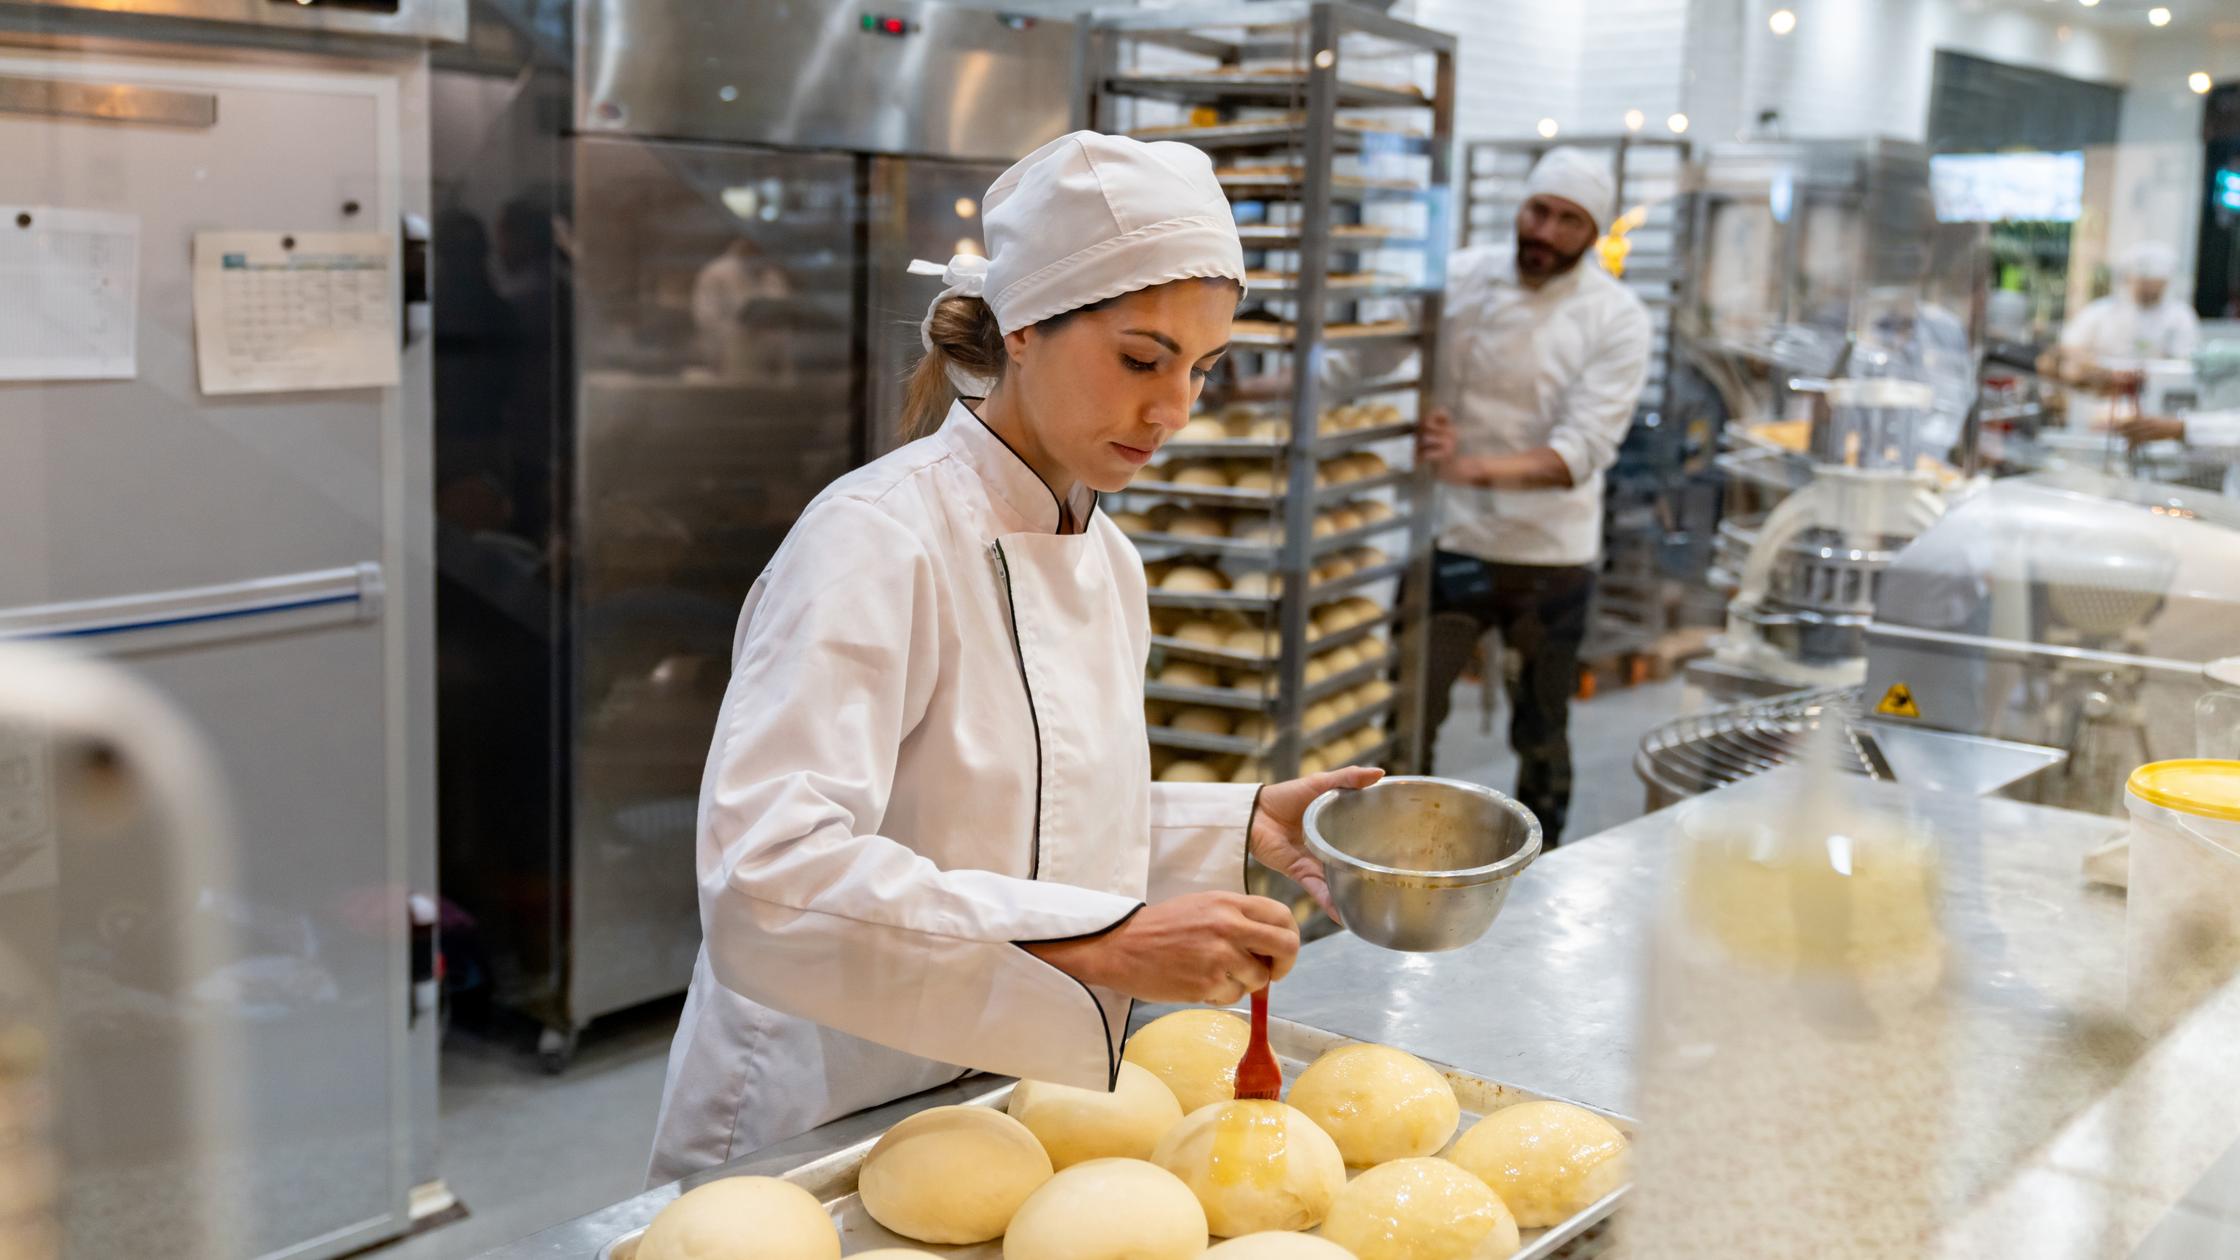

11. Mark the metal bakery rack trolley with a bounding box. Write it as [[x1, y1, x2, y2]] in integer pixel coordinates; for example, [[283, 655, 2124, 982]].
[[1076, 2, 1456, 812]]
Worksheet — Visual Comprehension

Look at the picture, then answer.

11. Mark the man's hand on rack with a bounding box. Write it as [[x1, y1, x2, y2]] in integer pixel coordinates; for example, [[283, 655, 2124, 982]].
[[2118, 415, 2185, 447], [1417, 406, 1459, 465]]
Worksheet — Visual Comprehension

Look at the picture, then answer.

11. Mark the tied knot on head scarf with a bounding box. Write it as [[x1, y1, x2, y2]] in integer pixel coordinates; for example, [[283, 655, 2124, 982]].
[[908, 254, 998, 396]]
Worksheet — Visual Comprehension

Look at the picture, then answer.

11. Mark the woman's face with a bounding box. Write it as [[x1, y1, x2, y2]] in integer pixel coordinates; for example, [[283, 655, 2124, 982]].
[[1002, 279, 1237, 494]]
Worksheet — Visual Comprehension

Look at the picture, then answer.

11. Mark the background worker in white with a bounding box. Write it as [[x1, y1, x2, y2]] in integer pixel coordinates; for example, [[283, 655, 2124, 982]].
[[647, 132, 1381, 1185], [2118, 409, 2240, 497], [2043, 241, 2202, 394], [1414, 147, 1652, 845]]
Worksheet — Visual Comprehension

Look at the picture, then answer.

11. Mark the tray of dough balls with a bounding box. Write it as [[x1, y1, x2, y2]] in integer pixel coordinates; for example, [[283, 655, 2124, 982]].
[[611, 1010, 1631, 1260], [1155, 403, 1415, 460], [1121, 501, 1405, 562], [1121, 450, 1405, 506]]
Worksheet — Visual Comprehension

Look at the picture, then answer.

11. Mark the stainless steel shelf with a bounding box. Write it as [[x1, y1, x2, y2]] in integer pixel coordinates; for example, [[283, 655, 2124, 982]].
[[1145, 679, 1277, 713], [1121, 465, 1408, 507], [1105, 73, 1429, 111], [1128, 121, 1432, 157], [1230, 323, 1426, 350], [1303, 697, 1397, 748], [1305, 648, 1400, 705], [1307, 557, 1409, 599], [1235, 228, 1431, 252], [1147, 725, 1264, 758], [1244, 278, 1438, 300], [1153, 421, 1414, 461], [1150, 634, 1275, 670], [1145, 586, 1280, 612]]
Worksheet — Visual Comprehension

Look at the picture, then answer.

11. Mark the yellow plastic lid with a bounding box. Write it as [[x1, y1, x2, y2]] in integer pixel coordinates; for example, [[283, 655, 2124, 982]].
[[2128, 760, 2240, 823]]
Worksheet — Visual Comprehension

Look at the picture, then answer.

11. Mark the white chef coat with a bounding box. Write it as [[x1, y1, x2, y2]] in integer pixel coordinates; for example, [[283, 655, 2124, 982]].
[[647, 403, 1258, 1184], [2060, 294, 2201, 364], [1434, 245, 1653, 568], [2183, 410, 2240, 497]]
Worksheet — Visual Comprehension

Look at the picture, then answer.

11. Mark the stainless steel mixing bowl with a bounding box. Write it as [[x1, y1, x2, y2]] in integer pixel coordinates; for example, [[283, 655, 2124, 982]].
[[1303, 775, 1542, 952]]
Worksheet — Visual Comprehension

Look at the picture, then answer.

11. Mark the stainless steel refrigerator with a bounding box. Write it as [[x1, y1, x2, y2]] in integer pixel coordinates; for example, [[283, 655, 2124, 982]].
[[430, 0, 1076, 1067], [0, 0, 457, 1254]]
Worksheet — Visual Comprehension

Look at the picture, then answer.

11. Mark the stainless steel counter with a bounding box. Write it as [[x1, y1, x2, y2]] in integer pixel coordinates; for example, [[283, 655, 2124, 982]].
[[480, 773, 2240, 1258]]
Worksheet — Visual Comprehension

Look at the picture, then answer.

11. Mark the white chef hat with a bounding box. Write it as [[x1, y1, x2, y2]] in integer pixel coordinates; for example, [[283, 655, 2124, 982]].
[[2119, 240, 2179, 282], [1523, 146, 1618, 234], [911, 130, 1246, 380]]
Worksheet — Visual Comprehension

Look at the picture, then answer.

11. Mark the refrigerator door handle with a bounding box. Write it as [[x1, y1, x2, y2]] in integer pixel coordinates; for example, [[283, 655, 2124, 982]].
[[0, 563, 384, 654]]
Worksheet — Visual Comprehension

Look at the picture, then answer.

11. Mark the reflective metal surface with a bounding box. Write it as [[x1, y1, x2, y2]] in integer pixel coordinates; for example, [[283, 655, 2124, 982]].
[[863, 155, 1008, 461], [1304, 775, 1540, 952], [480, 775, 2240, 1257], [579, 0, 1075, 160], [0, 37, 432, 1258], [0, 0, 465, 43]]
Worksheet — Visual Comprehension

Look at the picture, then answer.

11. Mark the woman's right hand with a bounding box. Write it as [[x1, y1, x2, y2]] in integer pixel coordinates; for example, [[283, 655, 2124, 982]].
[[1025, 892, 1301, 1004]]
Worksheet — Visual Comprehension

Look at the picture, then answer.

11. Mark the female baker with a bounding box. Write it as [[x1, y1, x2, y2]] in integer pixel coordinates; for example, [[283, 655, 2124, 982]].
[[647, 131, 1380, 1182]]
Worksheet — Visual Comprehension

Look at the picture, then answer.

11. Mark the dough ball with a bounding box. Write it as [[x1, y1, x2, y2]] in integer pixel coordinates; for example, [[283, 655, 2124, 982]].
[[859, 1106, 1051, 1244], [1230, 571, 1284, 598], [1179, 416, 1230, 443], [852, 1253, 941, 1259], [1173, 708, 1235, 737], [1231, 520, 1284, 546], [1152, 1100, 1347, 1237], [1324, 644, 1365, 672], [1303, 702, 1340, 733], [1122, 1009, 1248, 1114], [639, 1176, 838, 1260], [1173, 462, 1232, 488], [1148, 503, 1184, 531], [1232, 714, 1274, 743], [1159, 660, 1224, 690], [1311, 515, 1338, 539], [1358, 678, 1395, 705], [1299, 751, 1330, 776], [1448, 1101, 1629, 1229], [1171, 513, 1231, 539], [1111, 511, 1151, 534], [1206, 1233, 1356, 1260], [1286, 1044, 1461, 1167], [1228, 628, 1280, 657], [1304, 658, 1334, 686], [1370, 403, 1404, 426], [1160, 760, 1222, 783], [1226, 669, 1271, 696], [1231, 760, 1271, 784], [1354, 453, 1391, 478], [1002, 1158, 1208, 1260], [1319, 1158, 1520, 1260], [1173, 619, 1228, 647], [1358, 500, 1395, 523], [1231, 466, 1279, 494], [1328, 508, 1365, 533], [1350, 546, 1388, 568], [1247, 418, 1290, 441], [1008, 1062, 1187, 1170], [1162, 566, 1229, 594]]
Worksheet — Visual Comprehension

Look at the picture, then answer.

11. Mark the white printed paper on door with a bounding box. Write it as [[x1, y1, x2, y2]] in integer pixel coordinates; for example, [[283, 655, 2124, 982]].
[[192, 231, 400, 395], [0, 205, 139, 382]]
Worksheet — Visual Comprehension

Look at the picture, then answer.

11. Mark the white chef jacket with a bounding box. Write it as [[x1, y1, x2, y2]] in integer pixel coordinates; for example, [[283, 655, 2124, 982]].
[[647, 403, 1258, 1184], [2060, 294, 2201, 364], [2184, 410, 2240, 497], [1434, 245, 1653, 568]]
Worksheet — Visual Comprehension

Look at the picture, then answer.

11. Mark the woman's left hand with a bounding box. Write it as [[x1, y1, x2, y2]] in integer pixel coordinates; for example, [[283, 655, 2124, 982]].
[[1249, 766, 1384, 923]]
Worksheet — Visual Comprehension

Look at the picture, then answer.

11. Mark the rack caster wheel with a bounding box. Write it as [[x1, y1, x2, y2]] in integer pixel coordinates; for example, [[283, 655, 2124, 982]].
[[538, 1025, 579, 1075]]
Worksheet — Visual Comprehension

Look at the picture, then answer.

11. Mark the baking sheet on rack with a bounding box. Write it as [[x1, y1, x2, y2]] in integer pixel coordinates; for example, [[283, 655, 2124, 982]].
[[599, 1017, 1633, 1260]]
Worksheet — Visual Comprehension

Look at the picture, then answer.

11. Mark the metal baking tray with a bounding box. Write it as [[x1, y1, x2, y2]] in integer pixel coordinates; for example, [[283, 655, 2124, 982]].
[[598, 1016, 1633, 1260]]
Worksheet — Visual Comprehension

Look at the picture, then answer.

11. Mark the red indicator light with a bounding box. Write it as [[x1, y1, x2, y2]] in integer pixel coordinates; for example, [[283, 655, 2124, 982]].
[[882, 17, 906, 34]]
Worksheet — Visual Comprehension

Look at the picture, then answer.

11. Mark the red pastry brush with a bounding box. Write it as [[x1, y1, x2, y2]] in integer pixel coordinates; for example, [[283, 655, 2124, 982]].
[[1233, 964, 1282, 1101]]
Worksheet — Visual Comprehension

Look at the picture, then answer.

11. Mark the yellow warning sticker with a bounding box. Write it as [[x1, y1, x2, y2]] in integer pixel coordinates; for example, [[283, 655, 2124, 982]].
[[1876, 682, 1921, 719]]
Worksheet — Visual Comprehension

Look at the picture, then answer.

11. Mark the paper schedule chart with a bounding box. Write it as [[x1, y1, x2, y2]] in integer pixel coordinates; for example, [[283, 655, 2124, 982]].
[[0, 205, 139, 382], [192, 231, 400, 395]]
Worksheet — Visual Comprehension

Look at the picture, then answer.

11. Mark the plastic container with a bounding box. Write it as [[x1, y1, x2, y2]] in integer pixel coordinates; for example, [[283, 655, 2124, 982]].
[[2200, 658, 2240, 760], [2124, 759, 2240, 1036]]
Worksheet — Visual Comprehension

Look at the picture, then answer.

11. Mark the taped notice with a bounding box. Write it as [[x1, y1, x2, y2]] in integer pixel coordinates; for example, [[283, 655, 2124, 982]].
[[193, 231, 399, 395], [0, 205, 138, 381]]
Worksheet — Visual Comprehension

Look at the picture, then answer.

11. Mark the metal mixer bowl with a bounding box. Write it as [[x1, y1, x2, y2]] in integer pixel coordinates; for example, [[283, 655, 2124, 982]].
[[1303, 776, 1542, 952]]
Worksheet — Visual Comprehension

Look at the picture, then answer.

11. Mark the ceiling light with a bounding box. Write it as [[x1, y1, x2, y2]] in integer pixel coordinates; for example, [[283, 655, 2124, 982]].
[[1768, 8, 1797, 35], [2149, 6, 2172, 24], [1537, 117, 1560, 139], [1667, 113, 1691, 135], [2079, 0, 2100, 8], [1624, 109, 1646, 132], [2190, 71, 2214, 94], [954, 198, 978, 219]]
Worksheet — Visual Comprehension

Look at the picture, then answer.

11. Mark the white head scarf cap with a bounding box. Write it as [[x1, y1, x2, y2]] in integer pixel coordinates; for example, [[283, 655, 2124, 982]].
[[2120, 240, 2178, 283], [1523, 146, 1618, 234], [910, 130, 1247, 394]]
